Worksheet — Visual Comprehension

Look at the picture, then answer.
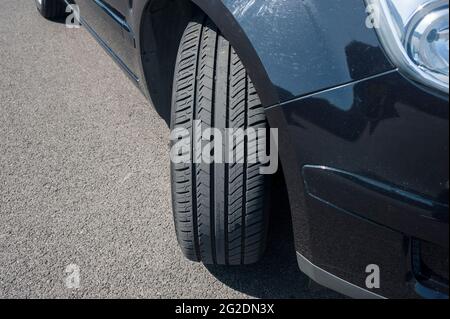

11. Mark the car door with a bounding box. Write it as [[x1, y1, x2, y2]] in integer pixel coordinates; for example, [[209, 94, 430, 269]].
[[75, 0, 137, 77]]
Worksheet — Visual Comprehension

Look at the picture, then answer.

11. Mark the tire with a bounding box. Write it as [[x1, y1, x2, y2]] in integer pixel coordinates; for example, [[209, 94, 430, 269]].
[[170, 15, 269, 265], [35, 0, 66, 20]]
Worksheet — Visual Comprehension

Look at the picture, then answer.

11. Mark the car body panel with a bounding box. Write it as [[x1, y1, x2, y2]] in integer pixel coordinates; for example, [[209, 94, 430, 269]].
[[266, 70, 449, 298], [221, 0, 394, 101]]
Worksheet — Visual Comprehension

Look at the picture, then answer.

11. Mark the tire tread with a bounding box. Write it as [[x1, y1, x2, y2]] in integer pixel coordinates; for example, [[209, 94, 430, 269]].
[[171, 16, 268, 265]]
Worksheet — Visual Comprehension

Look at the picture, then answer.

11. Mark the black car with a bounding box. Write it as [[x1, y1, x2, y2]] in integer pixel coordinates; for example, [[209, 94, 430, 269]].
[[35, 0, 449, 299]]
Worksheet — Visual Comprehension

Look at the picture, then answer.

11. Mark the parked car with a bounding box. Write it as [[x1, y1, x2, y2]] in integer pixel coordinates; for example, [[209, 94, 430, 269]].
[[35, 0, 449, 299]]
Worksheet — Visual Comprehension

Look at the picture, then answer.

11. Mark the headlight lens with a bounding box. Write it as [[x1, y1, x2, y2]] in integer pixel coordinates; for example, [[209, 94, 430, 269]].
[[367, 0, 449, 93]]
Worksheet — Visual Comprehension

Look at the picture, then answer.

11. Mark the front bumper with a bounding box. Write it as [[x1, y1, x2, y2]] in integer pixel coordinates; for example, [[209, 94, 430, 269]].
[[266, 70, 449, 299]]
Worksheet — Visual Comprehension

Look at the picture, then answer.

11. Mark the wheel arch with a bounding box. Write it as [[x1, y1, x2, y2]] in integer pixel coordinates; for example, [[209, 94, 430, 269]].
[[137, 0, 278, 125]]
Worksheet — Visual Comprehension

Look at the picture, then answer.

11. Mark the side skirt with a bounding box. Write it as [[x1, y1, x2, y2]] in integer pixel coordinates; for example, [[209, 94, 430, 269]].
[[64, 0, 140, 85]]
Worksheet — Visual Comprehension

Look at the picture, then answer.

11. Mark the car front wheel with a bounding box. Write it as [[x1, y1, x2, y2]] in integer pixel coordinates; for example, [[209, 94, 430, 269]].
[[170, 15, 270, 265], [35, 0, 66, 20]]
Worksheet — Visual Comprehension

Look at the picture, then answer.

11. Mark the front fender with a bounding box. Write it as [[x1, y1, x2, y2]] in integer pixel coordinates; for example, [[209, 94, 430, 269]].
[[200, 0, 394, 103]]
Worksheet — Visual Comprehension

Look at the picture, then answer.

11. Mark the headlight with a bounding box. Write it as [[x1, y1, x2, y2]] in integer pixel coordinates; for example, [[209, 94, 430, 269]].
[[367, 0, 449, 93]]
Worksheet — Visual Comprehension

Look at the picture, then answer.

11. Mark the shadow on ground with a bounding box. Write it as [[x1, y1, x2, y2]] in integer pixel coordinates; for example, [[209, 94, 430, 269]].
[[205, 171, 344, 299]]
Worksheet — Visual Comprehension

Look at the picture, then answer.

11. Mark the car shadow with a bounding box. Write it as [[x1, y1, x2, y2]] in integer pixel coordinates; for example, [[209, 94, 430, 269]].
[[51, 16, 69, 25], [205, 171, 345, 299]]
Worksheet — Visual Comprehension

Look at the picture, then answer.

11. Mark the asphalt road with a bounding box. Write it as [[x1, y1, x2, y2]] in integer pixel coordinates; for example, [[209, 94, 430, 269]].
[[0, 0, 341, 298]]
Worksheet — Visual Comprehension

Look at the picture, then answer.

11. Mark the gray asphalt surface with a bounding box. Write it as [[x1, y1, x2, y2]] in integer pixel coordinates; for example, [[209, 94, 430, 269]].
[[0, 0, 341, 298]]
